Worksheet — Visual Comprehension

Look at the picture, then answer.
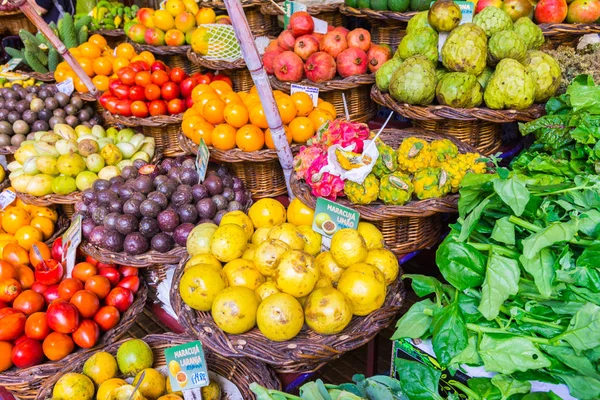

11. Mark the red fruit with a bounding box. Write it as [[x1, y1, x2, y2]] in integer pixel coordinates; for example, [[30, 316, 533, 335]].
[[30, 282, 47, 294], [336, 47, 368, 78], [115, 100, 133, 117], [105, 287, 134, 313], [321, 31, 348, 58], [57, 278, 83, 301], [11, 338, 43, 368], [51, 238, 63, 262], [135, 71, 152, 87], [263, 49, 285, 74], [502, 0, 533, 20], [93, 306, 120, 331], [13, 290, 44, 315], [534, 0, 568, 22], [151, 61, 169, 72], [266, 40, 282, 53], [131, 101, 149, 118], [97, 262, 116, 269], [144, 83, 162, 101], [169, 67, 187, 83], [194, 74, 210, 85], [98, 267, 120, 286], [566, 0, 600, 23], [185, 96, 194, 109], [24, 312, 50, 340], [367, 45, 392, 73], [294, 35, 320, 61], [84, 275, 111, 299], [117, 67, 136, 85], [129, 85, 146, 102], [0, 278, 21, 302], [289, 11, 314, 37], [42, 284, 59, 304], [108, 79, 121, 94], [161, 82, 180, 101], [0, 308, 26, 340], [104, 97, 119, 114], [85, 256, 98, 267], [34, 259, 63, 286], [99, 92, 115, 108], [46, 300, 79, 334], [113, 85, 131, 100], [179, 77, 197, 98], [277, 30, 297, 51], [273, 51, 305, 82], [72, 320, 100, 349], [167, 98, 185, 114], [149, 100, 168, 116], [117, 275, 140, 294], [204, 71, 214, 81], [333, 26, 349, 36], [212, 74, 232, 87], [476, 0, 503, 13], [305, 52, 336, 83], [70, 290, 100, 319], [346, 28, 371, 52], [151, 70, 170, 86]]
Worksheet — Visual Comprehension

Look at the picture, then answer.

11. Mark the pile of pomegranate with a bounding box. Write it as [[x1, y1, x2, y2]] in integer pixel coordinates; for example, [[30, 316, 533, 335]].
[[263, 11, 392, 83]]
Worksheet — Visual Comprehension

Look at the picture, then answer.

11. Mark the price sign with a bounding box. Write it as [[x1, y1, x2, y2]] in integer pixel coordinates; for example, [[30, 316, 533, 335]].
[[312, 17, 328, 34], [283, 0, 307, 29], [62, 214, 82, 277], [290, 83, 319, 107], [1, 58, 22, 73], [196, 139, 210, 183], [57, 77, 74, 96], [165, 341, 209, 394], [312, 197, 360, 249], [0, 190, 16, 210]]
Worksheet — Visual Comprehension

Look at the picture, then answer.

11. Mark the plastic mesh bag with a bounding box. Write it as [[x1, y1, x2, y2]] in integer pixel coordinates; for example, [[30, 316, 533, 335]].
[[196, 24, 241, 61]]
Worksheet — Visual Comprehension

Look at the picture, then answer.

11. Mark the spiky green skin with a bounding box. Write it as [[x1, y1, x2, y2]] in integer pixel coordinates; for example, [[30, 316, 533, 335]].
[[441, 23, 488, 76], [372, 142, 399, 178], [379, 172, 414, 205], [344, 174, 380, 205], [77, 25, 89, 46], [513, 17, 544, 50], [376, 58, 403, 93], [523, 50, 562, 102], [48, 48, 60, 72], [436, 72, 483, 108], [395, 26, 439, 66], [5, 47, 24, 60], [484, 58, 535, 110], [24, 51, 48, 73], [407, 11, 430, 34], [389, 55, 437, 106], [59, 14, 78, 49], [488, 30, 527, 65], [473, 6, 513, 37]]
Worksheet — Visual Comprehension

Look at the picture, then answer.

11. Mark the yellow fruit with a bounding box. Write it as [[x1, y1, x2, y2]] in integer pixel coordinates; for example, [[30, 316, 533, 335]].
[[251, 227, 271, 246], [267, 223, 305, 250], [191, 26, 210, 55], [248, 199, 286, 228], [257, 293, 304, 341], [222, 258, 265, 290], [357, 222, 384, 250], [210, 224, 247, 262], [196, 7, 216, 24], [253, 239, 290, 277], [255, 281, 280, 301], [52, 373, 94, 400], [304, 287, 353, 334], [273, 250, 319, 298], [186, 223, 218, 256], [330, 229, 368, 267], [2, 207, 30, 234], [211, 287, 259, 334], [186, 253, 221, 270], [168, 360, 180, 377], [315, 251, 344, 283], [14, 226, 42, 250], [201, 381, 221, 400], [30, 216, 55, 241], [158, 395, 183, 400], [315, 275, 333, 288], [337, 263, 386, 316], [83, 351, 118, 386], [28, 206, 58, 223], [179, 264, 228, 311], [165, 0, 186, 16], [133, 368, 166, 400], [107, 384, 146, 400], [97, 378, 128, 400], [364, 249, 399, 285], [153, 10, 175, 31], [286, 198, 315, 226], [317, 101, 337, 118], [296, 225, 321, 256], [219, 211, 254, 241], [242, 243, 257, 260]]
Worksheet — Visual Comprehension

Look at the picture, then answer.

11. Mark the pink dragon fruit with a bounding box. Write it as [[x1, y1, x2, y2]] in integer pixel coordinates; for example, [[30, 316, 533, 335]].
[[309, 119, 370, 152], [306, 153, 345, 200], [293, 145, 326, 181]]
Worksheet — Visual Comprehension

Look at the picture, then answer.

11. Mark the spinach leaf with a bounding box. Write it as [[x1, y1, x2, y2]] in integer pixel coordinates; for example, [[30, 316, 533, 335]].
[[521, 392, 562, 400], [467, 378, 501, 400], [541, 345, 600, 379], [478, 335, 551, 374], [478, 253, 520, 320], [491, 217, 516, 245], [404, 275, 443, 299], [431, 302, 468, 367], [458, 196, 493, 242], [557, 267, 600, 293], [493, 177, 530, 217], [391, 299, 435, 340], [521, 220, 578, 259], [512, 370, 561, 385], [450, 335, 482, 366], [436, 237, 486, 290], [555, 302, 600, 352], [300, 381, 331, 400], [576, 245, 600, 268], [458, 174, 496, 216], [555, 373, 600, 400], [394, 359, 445, 400], [579, 210, 600, 238], [490, 374, 531, 400], [457, 292, 483, 323], [519, 249, 555, 299]]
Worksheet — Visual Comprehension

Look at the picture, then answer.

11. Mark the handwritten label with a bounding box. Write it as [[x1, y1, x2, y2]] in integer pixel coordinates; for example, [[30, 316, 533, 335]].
[[290, 84, 319, 107], [1, 58, 22, 73], [284, 1, 308, 29], [62, 214, 82, 277], [57, 78, 74, 96], [165, 341, 209, 393], [196, 139, 210, 183], [312, 197, 360, 249], [0, 190, 16, 210], [437, 1, 475, 59], [312, 17, 328, 34]]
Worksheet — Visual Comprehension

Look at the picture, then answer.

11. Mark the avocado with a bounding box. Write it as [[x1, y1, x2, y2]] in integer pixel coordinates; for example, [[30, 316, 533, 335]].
[[371, 0, 388, 10], [345, 0, 358, 6], [388, 0, 410, 11], [357, 0, 371, 8], [409, 0, 430, 11]]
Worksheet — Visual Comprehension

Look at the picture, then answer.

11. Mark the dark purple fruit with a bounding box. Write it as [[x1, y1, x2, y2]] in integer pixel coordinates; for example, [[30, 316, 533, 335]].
[[89, 226, 106, 246], [138, 164, 160, 180], [133, 159, 148, 170], [121, 166, 138, 180], [74, 202, 88, 216], [182, 158, 196, 170], [103, 212, 120, 230], [123, 232, 149, 255], [192, 184, 208, 202], [222, 175, 233, 188], [196, 198, 217, 219], [82, 189, 96, 205], [147, 191, 168, 209], [133, 175, 153, 194], [140, 200, 161, 218], [173, 223, 194, 247], [122, 199, 142, 218], [32, 120, 49, 132], [234, 190, 247, 204], [178, 204, 198, 224], [130, 192, 146, 203], [109, 199, 124, 214], [204, 175, 223, 196], [139, 217, 160, 238], [199, 218, 215, 224], [103, 230, 124, 252], [227, 201, 243, 212], [87, 202, 99, 217], [179, 168, 199, 186], [167, 167, 181, 182], [153, 175, 168, 189], [151, 233, 174, 253], [93, 179, 111, 191], [82, 218, 96, 240], [92, 206, 109, 225], [214, 210, 227, 225], [212, 195, 228, 211], [160, 158, 175, 172], [110, 176, 125, 186], [116, 214, 139, 235], [118, 185, 134, 200], [232, 176, 244, 191], [157, 181, 177, 198], [171, 190, 193, 207], [96, 189, 117, 206], [222, 187, 234, 202], [157, 209, 179, 233]]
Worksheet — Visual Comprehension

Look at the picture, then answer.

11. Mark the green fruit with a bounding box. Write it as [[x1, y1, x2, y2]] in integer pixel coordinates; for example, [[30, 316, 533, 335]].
[[513, 17, 544, 50], [477, 66, 494, 90], [436, 72, 483, 108], [388, 0, 410, 11], [409, 0, 431, 11], [116, 339, 154, 376], [344, 174, 380, 205], [472, 6, 513, 37], [83, 351, 118, 386], [522, 50, 561, 102], [371, 0, 388, 10], [52, 175, 77, 195], [372, 142, 398, 178], [100, 143, 123, 166], [406, 11, 430, 33], [375, 58, 403, 92], [395, 26, 438, 65], [379, 172, 414, 205], [428, 0, 462, 32], [26, 174, 54, 196], [487, 30, 527, 65], [484, 58, 535, 110], [441, 23, 488, 76], [345, 0, 358, 6], [76, 171, 98, 191], [86, 153, 105, 172], [389, 55, 437, 105], [56, 153, 86, 177], [357, 0, 371, 8]]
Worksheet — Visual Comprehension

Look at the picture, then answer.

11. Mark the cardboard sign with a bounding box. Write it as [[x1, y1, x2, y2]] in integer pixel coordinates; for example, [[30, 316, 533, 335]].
[[312, 197, 359, 248], [62, 214, 82, 277], [312, 16, 328, 34], [437, 1, 475, 59], [284, 1, 307, 28], [164, 341, 209, 392], [1, 58, 22, 73], [0, 190, 16, 210], [196, 139, 210, 183], [57, 77, 74, 96], [290, 83, 319, 107]]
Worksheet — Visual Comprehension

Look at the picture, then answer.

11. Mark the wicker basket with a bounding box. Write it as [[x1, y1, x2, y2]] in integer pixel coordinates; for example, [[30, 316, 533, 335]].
[[260, 2, 345, 26], [339, 4, 417, 21], [0, 283, 148, 399], [0, 10, 35, 36], [370, 21, 408, 52], [16, 191, 83, 207], [413, 119, 502, 156], [80, 241, 189, 268], [541, 22, 600, 49], [171, 256, 406, 373], [36, 332, 281, 400], [15, 71, 55, 82]]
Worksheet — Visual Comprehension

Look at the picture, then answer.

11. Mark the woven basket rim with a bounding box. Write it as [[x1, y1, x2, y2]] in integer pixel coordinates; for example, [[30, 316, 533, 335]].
[[16, 191, 82, 206], [104, 110, 183, 127], [371, 86, 546, 123], [339, 4, 418, 21], [171, 255, 406, 373], [0, 9, 24, 16], [198, 0, 268, 9], [260, 1, 342, 15], [80, 241, 189, 268], [77, 92, 98, 102], [540, 22, 600, 36], [15, 70, 55, 82], [129, 40, 191, 56], [89, 28, 125, 37], [270, 74, 375, 92], [186, 48, 246, 70]]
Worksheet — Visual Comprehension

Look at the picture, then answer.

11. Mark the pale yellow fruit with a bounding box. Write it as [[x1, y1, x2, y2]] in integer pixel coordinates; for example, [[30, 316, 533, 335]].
[[248, 198, 286, 228], [179, 264, 228, 311], [337, 263, 386, 316], [210, 224, 247, 262], [133, 368, 166, 400], [52, 373, 94, 400], [251, 227, 272, 245], [223, 258, 265, 290], [273, 250, 319, 298], [314, 275, 333, 288], [267, 223, 305, 250], [242, 243, 257, 260], [186, 223, 218, 256], [185, 253, 222, 270], [315, 251, 344, 283], [255, 281, 280, 301], [97, 378, 127, 400], [330, 229, 368, 267], [253, 238, 290, 276], [201, 381, 221, 400], [364, 248, 399, 285], [297, 225, 322, 256], [212, 287, 260, 334], [257, 293, 304, 341], [357, 222, 385, 250], [304, 287, 353, 334], [83, 351, 118, 386], [220, 210, 254, 241]]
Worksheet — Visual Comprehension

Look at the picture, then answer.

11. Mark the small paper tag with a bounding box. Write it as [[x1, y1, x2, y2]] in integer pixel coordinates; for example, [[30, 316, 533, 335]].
[[1, 58, 22, 73], [290, 83, 319, 107], [0, 190, 16, 210], [165, 341, 209, 392], [312, 197, 360, 249], [312, 17, 328, 34], [62, 214, 82, 277], [196, 139, 210, 183], [57, 77, 74, 96], [437, 1, 475, 60], [284, 1, 308, 29]]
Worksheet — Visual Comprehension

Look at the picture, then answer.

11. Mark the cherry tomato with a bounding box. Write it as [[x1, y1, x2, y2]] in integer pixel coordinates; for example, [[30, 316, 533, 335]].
[[161, 82, 180, 101], [180, 77, 197, 97], [43, 284, 59, 304], [213, 74, 232, 88], [118, 266, 138, 277], [149, 100, 168, 116], [169, 67, 187, 83], [185, 96, 194, 109], [150, 61, 168, 72], [57, 278, 83, 301], [108, 78, 121, 94], [128, 85, 146, 102], [97, 262, 117, 269], [13, 290, 44, 315], [144, 83, 161, 101], [99, 93, 116, 108], [114, 85, 131, 101], [151, 70, 169, 87], [85, 275, 111, 299], [14, 335, 28, 345], [30, 282, 47, 294], [72, 262, 97, 283], [98, 267, 120, 286], [117, 67, 136, 86], [70, 290, 100, 319], [0, 308, 26, 340], [0, 278, 21, 302], [15, 264, 34, 290], [104, 96, 119, 115], [25, 312, 50, 340], [46, 300, 80, 334], [167, 98, 185, 115], [195, 74, 211, 85], [42, 332, 74, 361], [34, 259, 64, 285], [115, 99, 133, 117], [130, 60, 150, 72], [93, 305, 120, 331], [72, 320, 100, 349], [11, 338, 43, 368], [85, 256, 99, 267], [204, 71, 215, 81], [131, 101, 149, 118], [135, 71, 152, 87], [117, 276, 140, 294], [105, 287, 133, 313]]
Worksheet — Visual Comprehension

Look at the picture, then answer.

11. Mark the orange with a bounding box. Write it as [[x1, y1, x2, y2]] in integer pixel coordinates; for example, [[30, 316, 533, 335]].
[[236, 125, 265, 152], [220, 92, 242, 105], [74, 77, 89, 93], [191, 84, 215, 102], [182, 116, 205, 137], [183, 108, 200, 120], [237, 92, 248, 101], [273, 90, 286, 99], [291, 92, 314, 117], [192, 121, 214, 146], [29, 241, 51, 266], [29, 217, 54, 241], [203, 99, 226, 125], [308, 109, 333, 131], [242, 93, 260, 107], [55, 61, 70, 72], [3, 243, 30, 266], [15, 199, 29, 211], [28, 206, 58, 223], [249, 86, 258, 95], [79, 43, 102, 59], [194, 92, 220, 115], [14, 226, 43, 251], [223, 103, 249, 128], [53, 69, 72, 83], [76, 57, 95, 77], [318, 101, 337, 118], [276, 96, 297, 125], [93, 57, 113, 76], [92, 75, 109, 91], [115, 43, 136, 60], [0, 341, 13, 372], [2, 207, 30, 234], [209, 81, 233, 95], [211, 124, 237, 150], [265, 126, 292, 149], [88, 34, 108, 49], [112, 57, 130, 73], [69, 48, 82, 58], [289, 117, 316, 143], [130, 55, 146, 63], [139, 51, 155, 64], [248, 104, 268, 129]]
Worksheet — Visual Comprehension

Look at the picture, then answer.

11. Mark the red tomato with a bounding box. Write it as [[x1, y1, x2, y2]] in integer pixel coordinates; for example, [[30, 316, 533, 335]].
[[85, 256, 99, 267], [99, 93, 116, 108], [0, 341, 12, 372], [0, 308, 26, 340], [151, 70, 169, 87], [144, 83, 161, 101], [93, 306, 120, 331], [42, 332, 74, 361], [85, 275, 111, 299], [161, 82, 180, 101], [180, 77, 197, 97], [25, 312, 50, 340], [169, 67, 187, 83], [115, 100, 133, 117], [0, 301, 6, 310], [43, 284, 59, 304], [185, 96, 194, 109], [46, 300, 80, 334], [108, 78, 121, 94], [213, 74, 233, 88], [204, 71, 215, 81], [72, 262, 97, 283], [30, 282, 47, 294], [70, 290, 100, 319], [149, 100, 168, 116], [14, 335, 28, 345], [167, 98, 185, 115], [130, 60, 150, 72], [98, 267, 120, 286], [117, 276, 140, 294], [129, 85, 146, 102], [104, 96, 119, 114], [0, 278, 21, 302], [117, 67, 136, 86], [118, 266, 138, 277], [72, 320, 100, 349], [105, 287, 134, 313], [13, 290, 44, 315], [34, 259, 63, 286], [57, 278, 83, 301], [131, 101, 149, 118], [195, 74, 211, 85], [113, 85, 131, 100], [150, 61, 168, 72], [135, 71, 152, 87], [97, 262, 117, 269], [11, 338, 43, 368]]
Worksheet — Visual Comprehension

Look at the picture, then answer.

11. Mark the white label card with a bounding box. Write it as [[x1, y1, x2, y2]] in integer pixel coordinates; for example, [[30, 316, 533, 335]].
[[2, 58, 22, 73], [196, 139, 210, 183], [0, 190, 15, 210], [63, 214, 82, 277], [57, 78, 74, 96], [290, 84, 319, 107], [312, 17, 328, 34]]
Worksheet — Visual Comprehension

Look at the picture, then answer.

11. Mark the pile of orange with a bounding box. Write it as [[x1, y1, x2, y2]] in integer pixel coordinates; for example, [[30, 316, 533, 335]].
[[53, 36, 155, 93], [181, 82, 336, 151]]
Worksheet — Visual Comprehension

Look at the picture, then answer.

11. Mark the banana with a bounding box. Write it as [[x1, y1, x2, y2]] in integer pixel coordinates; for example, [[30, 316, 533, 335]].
[[114, 15, 122, 28]]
